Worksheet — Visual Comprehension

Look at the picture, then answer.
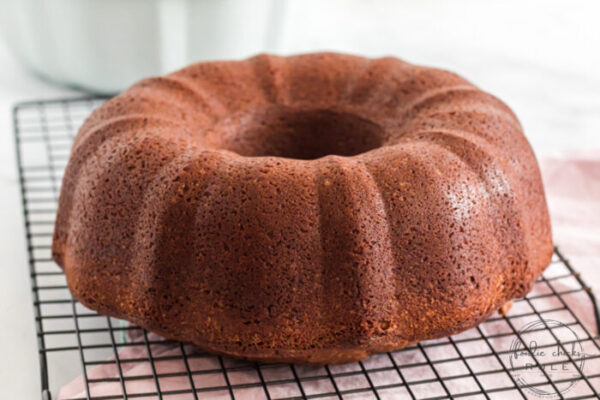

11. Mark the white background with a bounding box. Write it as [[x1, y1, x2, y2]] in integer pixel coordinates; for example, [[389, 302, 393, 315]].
[[1, 0, 599, 398]]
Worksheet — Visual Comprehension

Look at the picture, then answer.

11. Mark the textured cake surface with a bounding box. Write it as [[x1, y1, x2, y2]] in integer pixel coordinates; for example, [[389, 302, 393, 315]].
[[52, 53, 553, 364]]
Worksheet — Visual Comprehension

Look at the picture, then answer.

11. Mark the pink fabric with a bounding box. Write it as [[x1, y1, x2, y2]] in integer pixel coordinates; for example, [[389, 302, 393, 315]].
[[59, 153, 600, 399], [541, 151, 600, 291]]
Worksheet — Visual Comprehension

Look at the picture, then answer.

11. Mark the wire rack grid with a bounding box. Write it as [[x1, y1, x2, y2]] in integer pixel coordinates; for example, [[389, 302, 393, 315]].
[[13, 97, 600, 400]]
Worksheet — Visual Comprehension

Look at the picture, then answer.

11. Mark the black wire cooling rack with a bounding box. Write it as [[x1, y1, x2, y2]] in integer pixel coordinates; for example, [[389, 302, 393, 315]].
[[13, 97, 600, 400]]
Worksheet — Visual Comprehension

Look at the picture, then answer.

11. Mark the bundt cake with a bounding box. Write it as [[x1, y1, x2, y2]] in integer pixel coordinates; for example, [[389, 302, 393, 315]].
[[52, 53, 553, 364]]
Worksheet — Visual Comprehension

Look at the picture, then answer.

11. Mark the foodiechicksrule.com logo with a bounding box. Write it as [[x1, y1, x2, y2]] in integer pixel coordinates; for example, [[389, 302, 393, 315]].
[[509, 319, 587, 398]]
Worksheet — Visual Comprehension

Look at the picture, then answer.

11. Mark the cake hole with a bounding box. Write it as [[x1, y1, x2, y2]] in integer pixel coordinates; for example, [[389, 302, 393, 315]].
[[208, 108, 386, 160]]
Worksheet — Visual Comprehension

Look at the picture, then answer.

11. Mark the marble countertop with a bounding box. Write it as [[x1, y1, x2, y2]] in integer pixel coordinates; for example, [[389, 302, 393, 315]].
[[1, 1, 599, 398]]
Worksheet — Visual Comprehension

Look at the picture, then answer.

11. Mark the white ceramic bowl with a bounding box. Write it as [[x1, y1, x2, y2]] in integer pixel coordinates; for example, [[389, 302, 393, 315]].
[[0, 0, 284, 93]]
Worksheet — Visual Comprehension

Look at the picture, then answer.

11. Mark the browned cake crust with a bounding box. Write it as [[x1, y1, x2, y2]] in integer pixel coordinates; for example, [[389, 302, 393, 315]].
[[52, 53, 553, 364]]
